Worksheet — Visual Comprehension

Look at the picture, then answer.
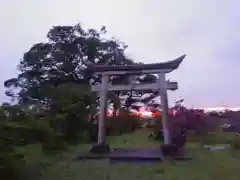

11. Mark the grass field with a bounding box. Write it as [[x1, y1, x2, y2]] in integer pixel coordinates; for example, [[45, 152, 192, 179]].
[[17, 129, 240, 180]]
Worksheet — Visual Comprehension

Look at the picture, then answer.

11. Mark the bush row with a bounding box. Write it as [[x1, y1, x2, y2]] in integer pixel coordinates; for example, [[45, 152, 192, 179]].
[[148, 114, 240, 150], [88, 114, 142, 142]]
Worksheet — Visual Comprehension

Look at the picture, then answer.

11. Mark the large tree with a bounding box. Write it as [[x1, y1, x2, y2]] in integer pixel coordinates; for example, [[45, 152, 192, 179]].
[[3, 23, 139, 141], [4, 23, 162, 126], [4, 24, 133, 108]]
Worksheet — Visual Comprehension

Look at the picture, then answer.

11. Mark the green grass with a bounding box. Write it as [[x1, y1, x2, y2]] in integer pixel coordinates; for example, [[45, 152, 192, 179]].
[[18, 129, 240, 180]]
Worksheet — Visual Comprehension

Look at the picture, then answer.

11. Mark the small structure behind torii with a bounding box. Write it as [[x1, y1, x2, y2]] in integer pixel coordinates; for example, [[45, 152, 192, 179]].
[[89, 55, 186, 149]]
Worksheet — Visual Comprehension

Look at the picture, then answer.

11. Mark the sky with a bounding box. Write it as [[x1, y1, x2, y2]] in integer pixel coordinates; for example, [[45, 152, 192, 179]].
[[1, 0, 240, 108]]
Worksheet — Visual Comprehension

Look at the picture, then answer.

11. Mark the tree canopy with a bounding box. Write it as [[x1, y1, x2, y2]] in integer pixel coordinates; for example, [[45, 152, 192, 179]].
[[4, 24, 133, 106]]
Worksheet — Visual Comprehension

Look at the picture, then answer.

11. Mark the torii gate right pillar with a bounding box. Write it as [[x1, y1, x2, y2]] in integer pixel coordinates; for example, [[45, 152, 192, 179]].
[[158, 73, 171, 144]]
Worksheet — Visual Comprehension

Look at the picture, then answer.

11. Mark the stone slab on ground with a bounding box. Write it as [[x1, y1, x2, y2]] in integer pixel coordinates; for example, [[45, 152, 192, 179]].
[[77, 147, 164, 162], [76, 147, 192, 163], [204, 144, 231, 151]]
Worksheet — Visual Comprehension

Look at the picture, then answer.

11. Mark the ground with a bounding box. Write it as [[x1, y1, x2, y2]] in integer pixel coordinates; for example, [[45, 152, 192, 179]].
[[18, 129, 240, 180]]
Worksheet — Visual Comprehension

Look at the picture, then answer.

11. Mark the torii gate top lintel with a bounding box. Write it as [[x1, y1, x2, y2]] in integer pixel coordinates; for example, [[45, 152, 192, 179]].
[[88, 54, 186, 75]]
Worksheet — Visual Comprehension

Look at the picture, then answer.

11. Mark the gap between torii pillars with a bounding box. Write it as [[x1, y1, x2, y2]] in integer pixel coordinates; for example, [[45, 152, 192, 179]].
[[97, 73, 172, 145]]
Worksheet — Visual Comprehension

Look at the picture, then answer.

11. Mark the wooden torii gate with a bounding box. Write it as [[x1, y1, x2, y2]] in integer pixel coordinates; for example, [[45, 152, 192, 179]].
[[89, 55, 185, 149]]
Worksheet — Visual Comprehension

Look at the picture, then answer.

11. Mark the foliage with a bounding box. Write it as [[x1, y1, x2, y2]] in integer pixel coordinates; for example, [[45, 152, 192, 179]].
[[0, 130, 27, 180], [106, 113, 141, 136], [2, 21, 175, 152], [0, 22, 202, 179], [13, 130, 240, 180], [2, 23, 136, 147], [149, 115, 186, 142], [44, 83, 91, 142], [0, 23, 142, 179], [231, 133, 240, 150], [186, 131, 240, 150], [4, 24, 132, 105]]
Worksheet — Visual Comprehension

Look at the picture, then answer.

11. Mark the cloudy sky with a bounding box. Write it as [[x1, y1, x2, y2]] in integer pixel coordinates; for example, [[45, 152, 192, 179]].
[[1, 0, 240, 108]]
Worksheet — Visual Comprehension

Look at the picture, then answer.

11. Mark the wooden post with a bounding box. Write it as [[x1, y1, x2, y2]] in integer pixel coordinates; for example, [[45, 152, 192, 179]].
[[97, 75, 108, 144], [158, 73, 171, 145]]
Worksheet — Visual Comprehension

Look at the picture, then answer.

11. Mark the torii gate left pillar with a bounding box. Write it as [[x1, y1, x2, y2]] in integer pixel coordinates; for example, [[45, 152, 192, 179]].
[[97, 75, 108, 145]]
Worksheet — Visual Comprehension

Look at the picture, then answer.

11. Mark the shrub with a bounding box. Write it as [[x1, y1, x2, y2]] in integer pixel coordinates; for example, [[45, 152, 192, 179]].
[[38, 126, 67, 151], [144, 119, 155, 129], [148, 130, 164, 141], [88, 124, 98, 142], [106, 113, 141, 136], [0, 138, 27, 180], [119, 114, 141, 132], [199, 133, 219, 145], [186, 134, 201, 142], [106, 116, 123, 135], [149, 116, 162, 138], [198, 132, 237, 145], [231, 133, 240, 150], [0, 119, 63, 147]]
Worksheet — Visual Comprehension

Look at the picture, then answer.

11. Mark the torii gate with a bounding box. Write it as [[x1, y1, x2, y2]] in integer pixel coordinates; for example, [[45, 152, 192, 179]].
[[89, 55, 185, 148]]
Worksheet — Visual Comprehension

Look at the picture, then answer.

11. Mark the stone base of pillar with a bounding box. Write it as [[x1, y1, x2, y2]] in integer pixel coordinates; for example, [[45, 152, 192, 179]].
[[160, 144, 179, 156], [89, 143, 110, 154]]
